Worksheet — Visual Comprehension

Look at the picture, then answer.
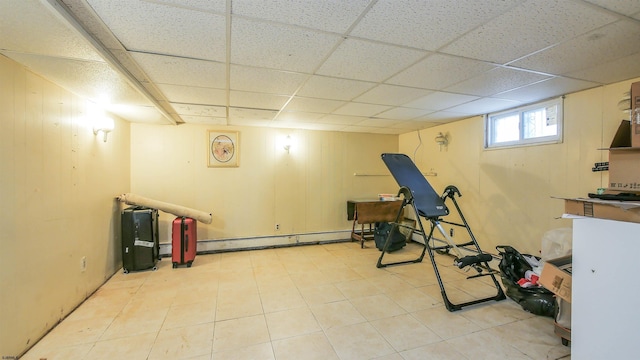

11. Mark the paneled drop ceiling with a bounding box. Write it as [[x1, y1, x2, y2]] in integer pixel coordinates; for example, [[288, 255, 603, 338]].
[[2, 0, 640, 134]]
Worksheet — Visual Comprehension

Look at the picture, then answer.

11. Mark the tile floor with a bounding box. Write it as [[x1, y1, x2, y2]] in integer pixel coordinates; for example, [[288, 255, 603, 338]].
[[22, 241, 571, 360]]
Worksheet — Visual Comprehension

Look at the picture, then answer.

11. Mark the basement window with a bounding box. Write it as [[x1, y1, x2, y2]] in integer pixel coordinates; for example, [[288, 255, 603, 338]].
[[485, 97, 563, 149]]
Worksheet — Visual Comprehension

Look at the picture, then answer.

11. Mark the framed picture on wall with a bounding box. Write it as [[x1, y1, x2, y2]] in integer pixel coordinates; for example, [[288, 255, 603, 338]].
[[208, 130, 239, 167]]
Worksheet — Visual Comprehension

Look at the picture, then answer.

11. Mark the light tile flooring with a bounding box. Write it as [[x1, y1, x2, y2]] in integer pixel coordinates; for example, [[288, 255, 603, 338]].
[[22, 241, 571, 360]]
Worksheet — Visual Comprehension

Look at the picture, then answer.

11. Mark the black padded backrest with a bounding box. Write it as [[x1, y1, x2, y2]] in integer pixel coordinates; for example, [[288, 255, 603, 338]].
[[381, 153, 449, 219]]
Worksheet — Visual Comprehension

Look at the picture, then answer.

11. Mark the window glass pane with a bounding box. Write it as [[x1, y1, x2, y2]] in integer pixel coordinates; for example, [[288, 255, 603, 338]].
[[492, 114, 519, 143], [485, 97, 562, 149], [523, 106, 557, 139], [544, 104, 559, 136]]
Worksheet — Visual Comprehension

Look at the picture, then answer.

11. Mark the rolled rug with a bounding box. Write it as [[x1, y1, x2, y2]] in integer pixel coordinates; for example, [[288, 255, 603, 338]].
[[116, 193, 212, 224]]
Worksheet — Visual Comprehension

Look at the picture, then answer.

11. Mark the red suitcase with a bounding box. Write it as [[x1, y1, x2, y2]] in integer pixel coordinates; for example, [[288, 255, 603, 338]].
[[172, 216, 197, 268]]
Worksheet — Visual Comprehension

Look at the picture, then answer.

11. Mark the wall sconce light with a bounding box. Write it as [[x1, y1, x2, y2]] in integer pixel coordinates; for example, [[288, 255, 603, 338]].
[[93, 115, 114, 142], [283, 135, 292, 152]]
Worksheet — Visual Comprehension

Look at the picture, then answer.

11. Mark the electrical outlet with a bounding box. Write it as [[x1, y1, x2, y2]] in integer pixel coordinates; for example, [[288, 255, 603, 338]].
[[275, 224, 280, 231], [80, 256, 87, 272], [449, 228, 454, 237]]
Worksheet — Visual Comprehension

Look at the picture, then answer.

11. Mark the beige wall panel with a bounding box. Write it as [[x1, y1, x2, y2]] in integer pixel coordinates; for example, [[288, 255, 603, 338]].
[[275, 130, 303, 234], [299, 132, 318, 232], [0, 56, 130, 357], [563, 90, 602, 197], [130, 125, 398, 244], [346, 133, 400, 197], [0, 56, 19, 356]]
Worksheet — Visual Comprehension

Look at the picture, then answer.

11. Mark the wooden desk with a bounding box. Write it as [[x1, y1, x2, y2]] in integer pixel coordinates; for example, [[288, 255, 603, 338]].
[[348, 200, 403, 248], [347, 200, 376, 220]]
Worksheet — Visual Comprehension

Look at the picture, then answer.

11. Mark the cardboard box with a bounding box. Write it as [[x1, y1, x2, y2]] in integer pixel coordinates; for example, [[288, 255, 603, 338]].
[[631, 82, 640, 147], [608, 148, 640, 191], [540, 255, 572, 303], [563, 198, 640, 223], [606, 119, 640, 191]]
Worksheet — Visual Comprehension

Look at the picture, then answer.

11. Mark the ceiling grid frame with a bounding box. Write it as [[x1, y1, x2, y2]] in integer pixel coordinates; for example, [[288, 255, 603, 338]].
[[0, 0, 638, 133]]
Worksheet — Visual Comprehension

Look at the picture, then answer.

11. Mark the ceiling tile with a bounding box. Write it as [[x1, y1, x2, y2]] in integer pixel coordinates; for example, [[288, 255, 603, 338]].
[[404, 92, 479, 111], [231, 17, 342, 73], [228, 118, 272, 127], [274, 112, 325, 123], [180, 115, 227, 125], [413, 111, 469, 123], [445, 67, 551, 97], [271, 113, 322, 126], [86, 0, 226, 61], [313, 114, 367, 125], [369, 127, 408, 134], [130, 52, 226, 88], [354, 84, 432, 106], [497, 77, 600, 102], [171, 103, 226, 117], [229, 107, 277, 120], [351, 0, 523, 51], [157, 84, 227, 106], [387, 54, 496, 90], [231, 0, 370, 33], [283, 97, 346, 113], [316, 38, 427, 82], [582, 0, 640, 15], [566, 52, 640, 84], [230, 65, 309, 95], [0, 0, 104, 62], [447, 97, 522, 114], [230, 91, 289, 110], [273, 122, 345, 132], [357, 118, 404, 128], [442, 0, 619, 64], [153, 0, 226, 13], [332, 102, 391, 117], [510, 19, 640, 76], [5, 52, 149, 105], [296, 76, 376, 101], [375, 107, 429, 120], [389, 121, 425, 130], [228, 108, 277, 125]]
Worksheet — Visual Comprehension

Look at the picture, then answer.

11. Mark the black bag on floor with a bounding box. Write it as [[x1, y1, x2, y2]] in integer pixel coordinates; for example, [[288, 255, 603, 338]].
[[496, 245, 556, 317], [374, 222, 406, 252]]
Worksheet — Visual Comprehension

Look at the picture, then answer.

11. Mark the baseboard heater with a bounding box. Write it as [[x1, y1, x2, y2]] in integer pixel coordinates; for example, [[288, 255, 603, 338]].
[[158, 230, 352, 256]]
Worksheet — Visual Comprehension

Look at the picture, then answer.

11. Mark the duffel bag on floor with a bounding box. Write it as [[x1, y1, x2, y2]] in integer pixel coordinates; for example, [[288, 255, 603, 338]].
[[496, 245, 556, 317], [374, 222, 406, 252]]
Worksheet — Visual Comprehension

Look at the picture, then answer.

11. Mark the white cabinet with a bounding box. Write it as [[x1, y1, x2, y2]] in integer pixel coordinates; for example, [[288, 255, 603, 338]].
[[572, 217, 640, 358]]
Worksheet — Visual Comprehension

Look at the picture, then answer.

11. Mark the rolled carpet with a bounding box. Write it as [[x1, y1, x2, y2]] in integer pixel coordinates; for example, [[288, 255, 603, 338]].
[[116, 193, 212, 224]]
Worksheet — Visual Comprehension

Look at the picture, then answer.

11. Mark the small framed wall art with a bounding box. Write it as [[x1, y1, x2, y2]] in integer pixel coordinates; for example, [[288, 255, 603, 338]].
[[208, 130, 239, 167]]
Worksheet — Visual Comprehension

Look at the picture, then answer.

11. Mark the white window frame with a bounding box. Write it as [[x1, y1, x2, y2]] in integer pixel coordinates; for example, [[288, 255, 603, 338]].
[[484, 97, 564, 149]]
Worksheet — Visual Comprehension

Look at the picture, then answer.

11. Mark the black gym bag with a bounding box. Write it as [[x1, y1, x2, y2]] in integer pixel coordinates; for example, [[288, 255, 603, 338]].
[[374, 222, 407, 252]]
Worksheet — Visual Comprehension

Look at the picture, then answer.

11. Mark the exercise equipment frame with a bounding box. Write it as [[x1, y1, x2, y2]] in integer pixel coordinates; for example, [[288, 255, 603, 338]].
[[377, 153, 506, 312]]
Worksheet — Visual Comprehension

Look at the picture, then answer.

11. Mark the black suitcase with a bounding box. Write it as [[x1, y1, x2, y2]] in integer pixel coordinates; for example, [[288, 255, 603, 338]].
[[121, 206, 160, 273]]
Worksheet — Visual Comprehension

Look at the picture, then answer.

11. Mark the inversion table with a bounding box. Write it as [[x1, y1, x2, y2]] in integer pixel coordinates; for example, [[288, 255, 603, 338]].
[[377, 153, 505, 311]]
